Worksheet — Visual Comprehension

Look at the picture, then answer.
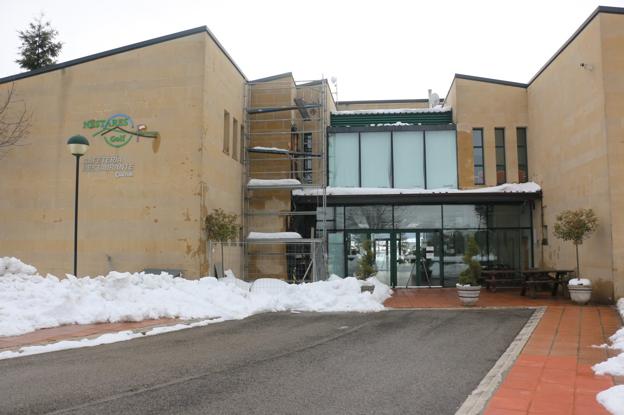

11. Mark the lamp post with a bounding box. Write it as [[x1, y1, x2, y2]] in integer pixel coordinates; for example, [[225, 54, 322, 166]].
[[66, 135, 90, 276]]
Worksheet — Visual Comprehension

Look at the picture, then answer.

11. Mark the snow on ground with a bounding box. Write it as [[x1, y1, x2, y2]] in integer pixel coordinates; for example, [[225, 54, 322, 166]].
[[247, 232, 302, 240], [0, 258, 391, 339], [593, 298, 624, 415]]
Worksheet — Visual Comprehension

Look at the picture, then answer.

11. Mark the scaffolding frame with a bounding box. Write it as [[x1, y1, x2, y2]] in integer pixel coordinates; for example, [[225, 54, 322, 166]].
[[242, 78, 328, 282]]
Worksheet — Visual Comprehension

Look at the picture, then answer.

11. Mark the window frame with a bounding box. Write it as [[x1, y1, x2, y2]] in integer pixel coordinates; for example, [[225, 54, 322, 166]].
[[472, 128, 485, 185], [223, 110, 230, 155], [495, 127, 506, 185], [516, 127, 528, 183]]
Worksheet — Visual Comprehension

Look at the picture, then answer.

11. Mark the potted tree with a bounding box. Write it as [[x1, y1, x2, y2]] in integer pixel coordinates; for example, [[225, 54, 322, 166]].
[[356, 239, 377, 293], [205, 208, 239, 278], [553, 208, 598, 305], [456, 236, 482, 306]]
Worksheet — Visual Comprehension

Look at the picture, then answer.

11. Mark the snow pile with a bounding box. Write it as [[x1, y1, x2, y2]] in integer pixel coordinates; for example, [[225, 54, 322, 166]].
[[0, 257, 37, 276], [0, 262, 391, 338], [293, 182, 541, 197], [593, 298, 624, 414], [568, 278, 591, 286], [247, 232, 302, 240], [248, 179, 301, 187], [332, 107, 451, 115]]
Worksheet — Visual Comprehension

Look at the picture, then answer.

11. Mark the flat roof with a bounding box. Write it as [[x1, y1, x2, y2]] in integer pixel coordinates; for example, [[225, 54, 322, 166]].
[[0, 25, 247, 85]]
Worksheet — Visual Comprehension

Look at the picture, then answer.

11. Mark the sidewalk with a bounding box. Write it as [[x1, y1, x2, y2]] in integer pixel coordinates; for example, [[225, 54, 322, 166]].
[[0, 318, 176, 352], [385, 288, 623, 415]]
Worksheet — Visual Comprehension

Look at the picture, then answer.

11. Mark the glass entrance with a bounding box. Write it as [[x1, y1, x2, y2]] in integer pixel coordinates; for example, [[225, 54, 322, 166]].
[[396, 231, 442, 287]]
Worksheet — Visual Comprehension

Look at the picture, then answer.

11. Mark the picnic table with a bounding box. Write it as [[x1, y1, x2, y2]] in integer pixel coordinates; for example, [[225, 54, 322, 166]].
[[520, 268, 575, 298], [481, 268, 575, 297]]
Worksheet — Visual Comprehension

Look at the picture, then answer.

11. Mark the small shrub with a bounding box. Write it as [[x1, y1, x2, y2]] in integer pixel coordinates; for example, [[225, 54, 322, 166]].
[[458, 236, 481, 286], [356, 239, 377, 280]]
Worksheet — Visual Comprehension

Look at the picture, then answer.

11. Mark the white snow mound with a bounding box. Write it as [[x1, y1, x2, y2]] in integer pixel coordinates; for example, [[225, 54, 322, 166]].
[[0, 260, 391, 337]]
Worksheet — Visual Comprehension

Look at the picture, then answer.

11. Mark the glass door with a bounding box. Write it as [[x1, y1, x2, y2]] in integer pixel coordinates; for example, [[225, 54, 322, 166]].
[[396, 231, 443, 287], [346, 232, 392, 286]]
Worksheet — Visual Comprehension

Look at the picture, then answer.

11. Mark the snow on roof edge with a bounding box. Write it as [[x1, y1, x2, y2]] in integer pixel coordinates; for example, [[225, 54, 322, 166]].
[[332, 106, 451, 116]]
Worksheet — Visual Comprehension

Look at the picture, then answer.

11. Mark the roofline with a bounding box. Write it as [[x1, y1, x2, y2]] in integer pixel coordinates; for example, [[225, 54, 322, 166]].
[[248, 72, 294, 84], [528, 5, 624, 85], [337, 98, 430, 104], [296, 78, 337, 108], [0, 25, 247, 85], [454, 74, 527, 88]]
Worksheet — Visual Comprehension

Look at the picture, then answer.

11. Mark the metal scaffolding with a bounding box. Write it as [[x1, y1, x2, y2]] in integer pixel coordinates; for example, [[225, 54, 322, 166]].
[[242, 77, 328, 282]]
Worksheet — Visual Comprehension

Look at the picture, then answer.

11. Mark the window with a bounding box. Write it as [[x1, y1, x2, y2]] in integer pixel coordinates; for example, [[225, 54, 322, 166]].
[[361, 132, 391, 187], [328, 133, 359, 187], [426, 130, 457, 189], [495, 128, 506, 185], [223, 110, 230, 154], [328, 129, 457, 189], [472, 129, 485, 185], [232, 118, 239, 160], [303, 133, 313, 184], [393, 131, 425, 188], [517, 127, 528, 182], [239, 125, 245, 163]]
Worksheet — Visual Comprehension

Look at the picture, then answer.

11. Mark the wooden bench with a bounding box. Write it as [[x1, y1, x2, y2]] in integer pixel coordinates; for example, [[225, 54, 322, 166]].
[[480, 269, 521, 292]]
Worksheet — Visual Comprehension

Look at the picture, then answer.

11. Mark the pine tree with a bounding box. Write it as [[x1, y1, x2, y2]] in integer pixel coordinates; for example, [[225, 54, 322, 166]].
[[16, 15, 63, 71], [356, 239, 377, 279]]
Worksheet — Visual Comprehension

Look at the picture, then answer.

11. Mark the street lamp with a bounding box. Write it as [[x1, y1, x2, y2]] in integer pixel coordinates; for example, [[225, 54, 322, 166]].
[[66, 135, 90, 276]]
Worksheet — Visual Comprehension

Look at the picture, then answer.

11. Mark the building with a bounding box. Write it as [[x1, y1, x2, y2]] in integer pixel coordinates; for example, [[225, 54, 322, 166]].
[[0, 6, 622, 302]]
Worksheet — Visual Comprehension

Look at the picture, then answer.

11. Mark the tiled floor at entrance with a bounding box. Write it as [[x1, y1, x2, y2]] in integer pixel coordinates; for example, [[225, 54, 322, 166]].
[[385, 288, 623, 415]]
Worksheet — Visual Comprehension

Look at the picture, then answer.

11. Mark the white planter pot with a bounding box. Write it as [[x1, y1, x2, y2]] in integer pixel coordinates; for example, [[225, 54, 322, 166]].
[[456, 284, 481, 306], [568, 285, 592, 305]]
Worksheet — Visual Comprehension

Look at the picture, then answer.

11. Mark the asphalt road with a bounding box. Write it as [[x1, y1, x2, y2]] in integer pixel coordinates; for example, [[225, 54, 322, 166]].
[[0, 309, 534, 415]]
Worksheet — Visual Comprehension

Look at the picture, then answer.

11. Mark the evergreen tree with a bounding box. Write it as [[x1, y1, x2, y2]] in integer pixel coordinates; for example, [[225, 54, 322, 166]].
[[16, 15, 63, 71], [356, 239, 377, 279]]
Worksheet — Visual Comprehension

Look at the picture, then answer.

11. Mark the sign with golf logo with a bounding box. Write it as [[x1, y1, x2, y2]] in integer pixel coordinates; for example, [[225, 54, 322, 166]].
[[426, 246, 434, 259], [83, 113, 137, 148]]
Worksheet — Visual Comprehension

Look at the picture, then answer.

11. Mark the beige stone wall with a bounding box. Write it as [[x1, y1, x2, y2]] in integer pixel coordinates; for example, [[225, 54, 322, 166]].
[[527, 14, 615, 301], [0, 32, 245, 278], [449, 78, 528, 189], [336, 100, 429, 111], [601, 13, 624, 299]]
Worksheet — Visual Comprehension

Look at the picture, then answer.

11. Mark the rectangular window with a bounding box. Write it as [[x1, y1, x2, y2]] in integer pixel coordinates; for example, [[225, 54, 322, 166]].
[[495, 128, 506, 185], [232, 118, 239, 160], [472, 129, 485, 185], [328, 133, 359, 187], [239, 125, 245, 163], [223, 110, 230, 154], [425, 130, 457, 189], [303, 133, 313, 184], [361, 132, 391, 187], [517, 127, 528, 182], [393, 131, 425, 188]]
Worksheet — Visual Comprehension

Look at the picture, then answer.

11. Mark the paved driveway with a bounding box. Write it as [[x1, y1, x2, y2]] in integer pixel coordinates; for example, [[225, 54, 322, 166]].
[[0, 309, 533, 415]]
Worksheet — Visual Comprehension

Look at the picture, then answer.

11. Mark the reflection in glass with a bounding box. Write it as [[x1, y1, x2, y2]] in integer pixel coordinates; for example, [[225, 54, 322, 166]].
[[443, 230, 488, 286], [345, 205, 393, 229], [394, 205, 442, 229], [328, 232, 344, 277], [443, 205, 488, 229]]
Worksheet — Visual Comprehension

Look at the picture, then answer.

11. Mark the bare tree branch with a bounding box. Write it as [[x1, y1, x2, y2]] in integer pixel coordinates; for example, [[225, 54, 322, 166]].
[[0, 82, 31, 158]]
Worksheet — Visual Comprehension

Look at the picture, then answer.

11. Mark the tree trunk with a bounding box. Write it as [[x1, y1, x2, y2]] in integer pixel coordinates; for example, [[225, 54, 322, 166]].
[[575, 243, 580, 279], [221, 242, 225, 278]]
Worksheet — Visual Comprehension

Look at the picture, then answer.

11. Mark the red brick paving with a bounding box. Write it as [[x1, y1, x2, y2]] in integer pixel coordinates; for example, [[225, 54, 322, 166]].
[[384, 288, 623, 415], [0, 318, 176, 351]]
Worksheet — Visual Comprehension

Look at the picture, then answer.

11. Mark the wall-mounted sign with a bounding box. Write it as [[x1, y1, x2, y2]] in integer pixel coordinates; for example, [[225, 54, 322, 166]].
[[83, 113, 136, 148], [83, 155, 135, 178]]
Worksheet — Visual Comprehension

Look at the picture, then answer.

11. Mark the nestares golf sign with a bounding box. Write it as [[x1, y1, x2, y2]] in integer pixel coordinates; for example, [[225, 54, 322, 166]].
[[83, 113, 137, 148]]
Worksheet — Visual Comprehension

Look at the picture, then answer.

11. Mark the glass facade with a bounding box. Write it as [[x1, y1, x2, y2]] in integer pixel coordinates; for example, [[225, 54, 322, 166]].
[[328, 129, 457, 189], [322, 203, 532, 287]]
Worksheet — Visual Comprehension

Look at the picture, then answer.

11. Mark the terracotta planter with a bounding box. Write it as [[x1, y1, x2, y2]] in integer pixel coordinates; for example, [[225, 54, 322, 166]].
[[456, 284, 481, 306], [568, 284, 592, 305]]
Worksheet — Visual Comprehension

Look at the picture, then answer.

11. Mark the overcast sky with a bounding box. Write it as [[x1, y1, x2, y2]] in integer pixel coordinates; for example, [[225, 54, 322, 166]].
[[2, 0, 623, 101]]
